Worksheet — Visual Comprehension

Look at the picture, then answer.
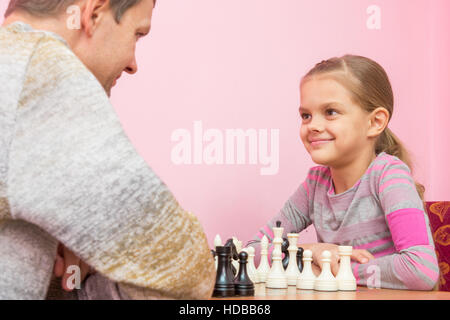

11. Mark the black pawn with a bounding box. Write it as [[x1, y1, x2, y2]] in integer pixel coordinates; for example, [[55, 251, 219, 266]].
[[297, 247, 304, 273], [213, 246, 235, 297], [234, 251, 254, 296]]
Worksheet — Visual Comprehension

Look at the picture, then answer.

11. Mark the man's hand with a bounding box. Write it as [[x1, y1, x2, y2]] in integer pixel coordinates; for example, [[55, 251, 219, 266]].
[[53, 243, 93, 291]]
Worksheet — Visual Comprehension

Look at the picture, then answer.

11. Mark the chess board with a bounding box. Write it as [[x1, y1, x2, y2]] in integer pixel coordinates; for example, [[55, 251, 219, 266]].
[[212, 284, 450, 300]]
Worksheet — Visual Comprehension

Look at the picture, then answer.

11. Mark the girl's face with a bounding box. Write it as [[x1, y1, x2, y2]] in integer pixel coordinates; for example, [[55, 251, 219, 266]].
[[299, 76, 373, 168]]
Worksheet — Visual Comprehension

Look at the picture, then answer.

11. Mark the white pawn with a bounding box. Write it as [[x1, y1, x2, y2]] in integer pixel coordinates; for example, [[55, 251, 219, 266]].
[[296, 249, 316, 290], [285, 233, 301, 286], [314, 250, 338, 291], [242, 247, 259, 283], [266, 224, 287, 289], [257, 235, 270, 283], [336, 246, 357, 291], [214, 234, 222, 269]]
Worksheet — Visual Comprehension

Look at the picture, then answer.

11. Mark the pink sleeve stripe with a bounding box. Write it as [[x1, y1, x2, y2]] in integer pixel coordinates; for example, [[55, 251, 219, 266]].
[[373, 246, 396, 258], [377, 155, 404, 166], [354, 236, 393, 250], [408, 247, 438, 266], [302, 181, 309, 197], [403, 254, 439, 283], [365, 164, 387, 175], [262, 225, 274, 239], [256, 231, 264, 240], [379, 178, 414, 194], [380, 168, 411, 182], [393, 255, 433, 290], [352, 263, 360, 283], [307, 174, 331, 189], [386, 208, 429, 251]]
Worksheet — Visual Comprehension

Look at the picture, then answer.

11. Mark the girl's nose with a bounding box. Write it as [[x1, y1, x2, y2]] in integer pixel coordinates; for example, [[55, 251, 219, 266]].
[[308, 117, 325, 132]]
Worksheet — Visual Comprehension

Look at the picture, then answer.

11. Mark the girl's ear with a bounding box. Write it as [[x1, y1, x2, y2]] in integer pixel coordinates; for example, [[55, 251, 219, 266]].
[[367, 107, 389, 138]]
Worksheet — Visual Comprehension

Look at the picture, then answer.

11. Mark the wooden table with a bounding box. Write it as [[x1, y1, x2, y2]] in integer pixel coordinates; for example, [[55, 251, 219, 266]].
[[212, 284, 450, 300]]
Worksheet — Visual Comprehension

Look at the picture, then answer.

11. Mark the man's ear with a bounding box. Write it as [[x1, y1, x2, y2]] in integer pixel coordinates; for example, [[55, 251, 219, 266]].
[[80, 0, 109, 37], [367, 107, 390, 138]]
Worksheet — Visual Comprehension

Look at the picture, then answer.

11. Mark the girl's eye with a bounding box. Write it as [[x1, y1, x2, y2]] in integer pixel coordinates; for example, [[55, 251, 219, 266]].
[[326, 109, 338, 116], [300, 113, 311, 121]]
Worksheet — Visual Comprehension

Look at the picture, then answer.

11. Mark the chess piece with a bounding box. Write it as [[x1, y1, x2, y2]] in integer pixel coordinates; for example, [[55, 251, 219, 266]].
[[281, 237, 290, 270], [296, 249, 316, 290], [213, 246, 235, 297], [242, 247, 259, 283], [336, 246, 357, 291], [297, 247, 304, 273], [234, 251, 255, 296], [285, 233, 301, 286], [224, 238, 238, 276], [266, 221, 287, 289], [231, 237, 242, 273], [214, 234, 222, 269], [314, 250, 338, 291], [257, 235, 270, 283]]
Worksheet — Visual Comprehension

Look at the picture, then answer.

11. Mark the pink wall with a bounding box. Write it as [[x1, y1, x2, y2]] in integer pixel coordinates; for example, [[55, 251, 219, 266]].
[[1, 1, 449, 247]]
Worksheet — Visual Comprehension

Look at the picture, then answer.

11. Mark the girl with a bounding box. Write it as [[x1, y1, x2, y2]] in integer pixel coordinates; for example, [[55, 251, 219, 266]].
[[250, 55, 439, 290]]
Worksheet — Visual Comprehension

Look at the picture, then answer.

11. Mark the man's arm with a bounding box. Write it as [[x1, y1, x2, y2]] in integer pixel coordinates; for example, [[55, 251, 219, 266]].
[[0, 220, 57, 299], [7, 34, 215, 299]]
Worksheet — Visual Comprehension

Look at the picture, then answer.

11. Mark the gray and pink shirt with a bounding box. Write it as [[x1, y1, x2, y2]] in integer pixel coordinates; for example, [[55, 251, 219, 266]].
[[252, 152, 439, 290]]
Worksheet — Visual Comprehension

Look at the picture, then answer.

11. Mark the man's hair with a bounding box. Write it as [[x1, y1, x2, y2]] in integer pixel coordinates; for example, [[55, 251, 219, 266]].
[[4, 0, 150, 23]]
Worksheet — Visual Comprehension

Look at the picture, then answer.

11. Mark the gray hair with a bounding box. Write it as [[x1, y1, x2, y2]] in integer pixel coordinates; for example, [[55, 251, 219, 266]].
[[4, 0, 150, 23]]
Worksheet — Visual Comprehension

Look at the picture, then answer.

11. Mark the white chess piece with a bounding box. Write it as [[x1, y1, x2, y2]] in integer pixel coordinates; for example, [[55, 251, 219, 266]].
[[336, 246, 357, 291], [314, 250, 338, 291], [266, 225, 287, 289], [214, 234, 222, 269], [257, 235, 270, 283], [296, 249, 316, 290], [242, 247, 259, 283], [285, 233, 301, 286], [232, 237, 242, 253]]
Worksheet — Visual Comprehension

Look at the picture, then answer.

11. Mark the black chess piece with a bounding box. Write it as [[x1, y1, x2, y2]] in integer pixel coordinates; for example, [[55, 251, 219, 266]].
[[282, 237, 289, 270], [224, 238, 239, 276], [234, 251, 254, 296], [213, 246, 235, 297], [297, 247, 304, 273]]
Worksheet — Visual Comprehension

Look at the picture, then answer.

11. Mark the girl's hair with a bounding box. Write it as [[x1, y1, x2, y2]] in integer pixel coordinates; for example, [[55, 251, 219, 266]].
[[301, 55, 425, 200]]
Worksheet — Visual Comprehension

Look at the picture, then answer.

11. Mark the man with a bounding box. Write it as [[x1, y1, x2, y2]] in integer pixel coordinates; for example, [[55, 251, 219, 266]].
[[0, 0, 215, 299]]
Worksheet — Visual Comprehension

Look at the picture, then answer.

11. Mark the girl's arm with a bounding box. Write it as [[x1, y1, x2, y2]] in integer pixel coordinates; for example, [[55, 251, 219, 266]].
[[352, 160, 439, 290], [249, 182, 311, 265]]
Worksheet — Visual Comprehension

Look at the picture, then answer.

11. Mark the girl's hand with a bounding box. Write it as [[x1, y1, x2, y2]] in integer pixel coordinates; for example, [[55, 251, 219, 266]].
[[302, 243, 375, 276], [351, 249, 375, 264], [309, 243, 340, 276]]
